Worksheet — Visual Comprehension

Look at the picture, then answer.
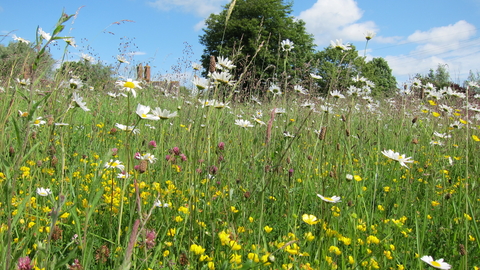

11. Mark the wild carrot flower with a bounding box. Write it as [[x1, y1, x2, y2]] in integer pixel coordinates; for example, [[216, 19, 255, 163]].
[[317, 194, 341, 203], [381, 149, 414, 168], [420, 256, 451, 269]]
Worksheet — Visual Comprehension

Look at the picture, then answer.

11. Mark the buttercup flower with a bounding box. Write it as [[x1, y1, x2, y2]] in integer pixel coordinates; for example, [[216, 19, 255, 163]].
[[381, 149, 414, 168], [37, 187, 52, 196], [317, 194, 341, 203], [302, 214, 319, 225], [420, 255, 451, 269]]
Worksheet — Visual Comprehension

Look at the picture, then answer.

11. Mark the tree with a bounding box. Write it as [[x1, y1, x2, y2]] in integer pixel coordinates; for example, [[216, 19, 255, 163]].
[[415, 64, 451, 89], [56, 59, 114, 90], [311, 45, 365, 93], [199, 0, 316, 95], [362, 57, 397, 95], [0, 41, 54, 81]]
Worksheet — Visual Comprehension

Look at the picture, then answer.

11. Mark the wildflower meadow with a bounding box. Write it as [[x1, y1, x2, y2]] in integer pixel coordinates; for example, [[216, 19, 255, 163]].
[[1, 10, 480, 270]]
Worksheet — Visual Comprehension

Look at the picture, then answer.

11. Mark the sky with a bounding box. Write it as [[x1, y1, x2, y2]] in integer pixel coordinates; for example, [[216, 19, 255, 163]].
[[1, 0, 480, 86]]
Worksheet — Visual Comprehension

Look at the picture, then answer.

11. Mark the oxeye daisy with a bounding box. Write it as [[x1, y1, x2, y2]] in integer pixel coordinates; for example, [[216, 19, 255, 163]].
[[116, 78, 142, 97], [72, 93, 90, 112], [36, 187, 52, 196], [235, 119, 254, 128], [317, 194, 341, 203], [381, 149, 414, 168], [152, 107, 178, 119], [136, 104, 160, 120], [420, 255, 451, 269], [281, 39, 294, 52]]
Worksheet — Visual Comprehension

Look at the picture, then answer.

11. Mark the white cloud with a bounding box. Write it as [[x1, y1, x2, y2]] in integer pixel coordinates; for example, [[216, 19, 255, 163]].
[[297, 0, 378, 46], [386, 21, 479, 83], [407, 20, 475, 45], [147, 0, 228, 18]]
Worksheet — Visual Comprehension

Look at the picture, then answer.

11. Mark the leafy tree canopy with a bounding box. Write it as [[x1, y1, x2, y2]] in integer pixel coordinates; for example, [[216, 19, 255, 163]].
[[199, 0, 316, 91], [0, 41, 54, 81], [56, 59, 114, 90]]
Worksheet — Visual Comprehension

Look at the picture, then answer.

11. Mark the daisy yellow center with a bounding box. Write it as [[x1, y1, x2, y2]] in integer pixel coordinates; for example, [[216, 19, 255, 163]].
[[34, 120, 40, 124], [431, 261, 441, 267], [112, 162, 118, 167], [141, 114, 147, 118], [124, 81, 135, 89], [324, 197, 334, 201]]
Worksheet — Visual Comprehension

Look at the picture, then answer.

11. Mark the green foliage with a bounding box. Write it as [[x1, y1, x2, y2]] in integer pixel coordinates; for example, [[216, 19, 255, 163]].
[[362, 57, 397, 95], [56, 60, 114, 90], [416, 63, 451, 89], [199, 0, 316, 94], [311, 45, 365, 93], [0, 41, 54, 81]]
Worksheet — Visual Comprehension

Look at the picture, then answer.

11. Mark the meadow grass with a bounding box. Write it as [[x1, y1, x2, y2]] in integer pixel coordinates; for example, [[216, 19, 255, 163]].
[[1, 13, 479, 270]]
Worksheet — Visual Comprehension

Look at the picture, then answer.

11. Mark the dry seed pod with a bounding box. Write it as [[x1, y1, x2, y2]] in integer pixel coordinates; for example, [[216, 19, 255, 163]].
[[411, 138, 419, 144], [138, 160, 148, 173], [209, 55, 216, 73], [345, 129, 350, 137], [412, 116, 418, 124], [319, 126, 327, 140]]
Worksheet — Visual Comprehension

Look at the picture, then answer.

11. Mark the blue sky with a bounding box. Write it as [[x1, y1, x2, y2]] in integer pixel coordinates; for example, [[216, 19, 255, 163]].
[[1, 0, 480, 85]]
